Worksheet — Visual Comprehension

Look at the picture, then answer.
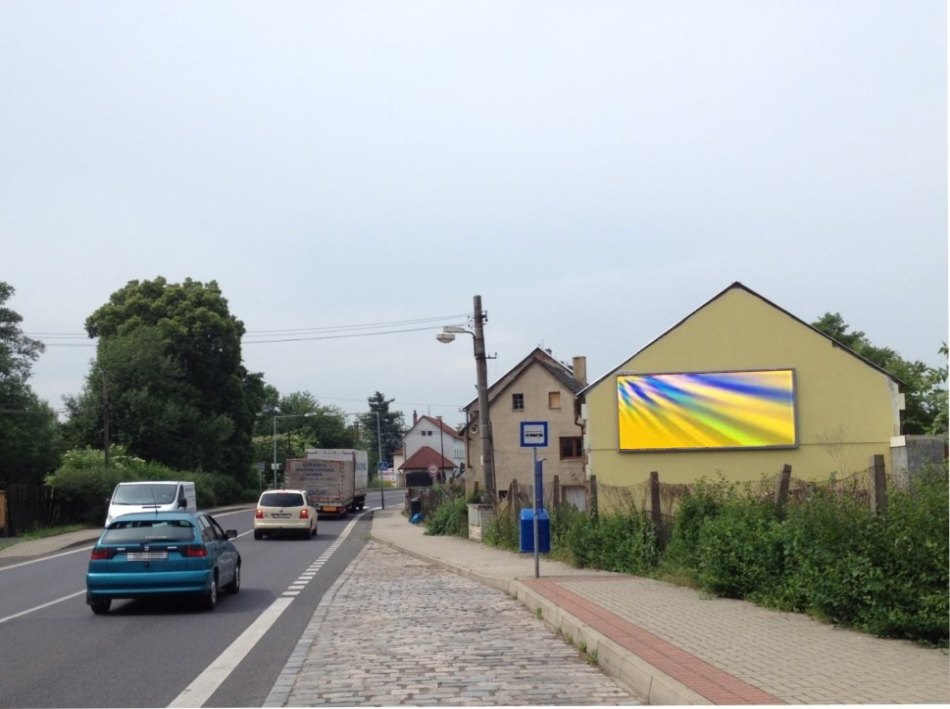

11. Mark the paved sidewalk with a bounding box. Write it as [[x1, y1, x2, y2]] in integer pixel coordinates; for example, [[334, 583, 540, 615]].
[[365, 509, 950, 705]]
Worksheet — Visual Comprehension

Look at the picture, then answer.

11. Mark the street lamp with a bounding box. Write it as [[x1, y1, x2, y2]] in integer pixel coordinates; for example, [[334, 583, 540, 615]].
[[271, 411, 316, 489], [374, 408, 385, 510], [436, 294, 494, 498]]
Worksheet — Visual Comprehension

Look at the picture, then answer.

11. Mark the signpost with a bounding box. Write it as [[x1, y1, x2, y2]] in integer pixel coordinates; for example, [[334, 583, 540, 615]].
[[520, 421, 548, 578]]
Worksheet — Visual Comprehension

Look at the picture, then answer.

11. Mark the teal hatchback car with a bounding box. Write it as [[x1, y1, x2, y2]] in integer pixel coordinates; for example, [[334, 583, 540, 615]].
[[86, 511, 241, 615]]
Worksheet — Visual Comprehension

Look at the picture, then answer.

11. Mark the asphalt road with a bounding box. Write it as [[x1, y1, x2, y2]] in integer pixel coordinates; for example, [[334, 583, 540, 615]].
[[0, 495, 405, 708]]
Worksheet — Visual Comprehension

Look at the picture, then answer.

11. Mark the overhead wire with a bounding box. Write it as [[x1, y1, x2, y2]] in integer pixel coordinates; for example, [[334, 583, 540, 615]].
[[26, 312, 471, 347]]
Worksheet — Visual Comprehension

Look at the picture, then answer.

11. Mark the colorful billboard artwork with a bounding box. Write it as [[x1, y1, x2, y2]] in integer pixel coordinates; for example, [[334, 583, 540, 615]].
[[617, 369, 798, 451]]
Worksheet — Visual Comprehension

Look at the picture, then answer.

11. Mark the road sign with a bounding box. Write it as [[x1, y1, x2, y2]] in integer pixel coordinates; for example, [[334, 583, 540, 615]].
[[520, 421, 548, 448], [428, 464, 438, 475]]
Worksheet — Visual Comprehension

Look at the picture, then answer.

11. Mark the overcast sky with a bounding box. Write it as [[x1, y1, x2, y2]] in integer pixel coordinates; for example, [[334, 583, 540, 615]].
[[3, 1, 946, 429]]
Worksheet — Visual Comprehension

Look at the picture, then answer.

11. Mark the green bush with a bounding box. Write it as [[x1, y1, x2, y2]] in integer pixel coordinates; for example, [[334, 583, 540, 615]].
[[45, 445, 249, 525], [661, 477, 729, 573], [483, 509, 519, 551], [542, 467, 948, 647], [424, 494, 469, 537], [551, 503, 658, 574], [693, 497, 784, 599], [866, 467, 949, 644]]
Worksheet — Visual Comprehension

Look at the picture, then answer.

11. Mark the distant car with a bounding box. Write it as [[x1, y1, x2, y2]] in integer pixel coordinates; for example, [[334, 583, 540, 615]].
[[85, 511, 241, 615], [254, 489, 317, 540]]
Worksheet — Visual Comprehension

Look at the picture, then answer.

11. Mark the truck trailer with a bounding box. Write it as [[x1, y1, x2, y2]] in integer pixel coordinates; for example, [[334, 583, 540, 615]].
[[285, 448, 368, 516]]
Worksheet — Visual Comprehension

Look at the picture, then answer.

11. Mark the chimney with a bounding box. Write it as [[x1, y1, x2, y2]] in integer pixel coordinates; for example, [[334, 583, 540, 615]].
[[413, 410, 418, 425], [572, 356, 588, 388]]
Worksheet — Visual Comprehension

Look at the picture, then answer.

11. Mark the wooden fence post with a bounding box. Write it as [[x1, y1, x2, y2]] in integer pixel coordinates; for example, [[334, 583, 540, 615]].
[[588, 474, 598, 520], [510, 479, 520, 524], [775, 464, 792, 513], [649, 471, 662, 531], [870, 454, 888, 515]]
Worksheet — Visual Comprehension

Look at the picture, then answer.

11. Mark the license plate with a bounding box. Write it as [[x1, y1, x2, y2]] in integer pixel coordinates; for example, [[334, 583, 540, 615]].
[[127, 551, 168, 561], [271, 513, 291, 518]]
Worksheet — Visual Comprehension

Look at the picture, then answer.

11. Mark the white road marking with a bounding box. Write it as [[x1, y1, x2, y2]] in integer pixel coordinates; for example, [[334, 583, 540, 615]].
[[167, 514, 364, 708], [0, 545, 94, 572], [0, 589, 87, 625]]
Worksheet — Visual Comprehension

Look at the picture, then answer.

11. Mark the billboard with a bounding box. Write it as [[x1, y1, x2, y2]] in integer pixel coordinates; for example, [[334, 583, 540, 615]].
[[617, 369, 798, 451]]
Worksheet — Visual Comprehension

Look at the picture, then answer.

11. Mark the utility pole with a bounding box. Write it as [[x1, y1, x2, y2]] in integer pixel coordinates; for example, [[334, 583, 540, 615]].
[[473, 295, 495, 497]]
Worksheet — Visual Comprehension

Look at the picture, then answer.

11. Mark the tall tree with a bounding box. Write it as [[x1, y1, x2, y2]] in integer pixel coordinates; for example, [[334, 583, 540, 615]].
[[71, 277, 266, 483], [362, 392, 405, 476], [0, 282, 61, 483], [812, 313, 948, 435]]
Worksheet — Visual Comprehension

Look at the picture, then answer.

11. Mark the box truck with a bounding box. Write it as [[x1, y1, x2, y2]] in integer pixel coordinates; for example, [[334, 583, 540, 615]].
[[285, 449, 368, 516]]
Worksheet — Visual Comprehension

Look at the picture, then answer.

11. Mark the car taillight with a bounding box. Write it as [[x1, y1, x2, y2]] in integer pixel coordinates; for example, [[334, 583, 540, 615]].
[[90, 548, 113, 560], [299, 508, 310, 519], [182, 545, 208, 558], [255, 508, 264, 519]]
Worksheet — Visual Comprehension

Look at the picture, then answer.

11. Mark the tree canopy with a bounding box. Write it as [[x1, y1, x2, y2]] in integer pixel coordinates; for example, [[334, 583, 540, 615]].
[[812, 313, 948, 435], [0, 282, 61, 484], [70, 277, 266, 484]]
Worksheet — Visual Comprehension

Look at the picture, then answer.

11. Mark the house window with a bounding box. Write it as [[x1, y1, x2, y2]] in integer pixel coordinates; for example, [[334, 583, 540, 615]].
[[548, 391, 561, 409], [512, 393, 524, 411], [560, 436, 582, 460]]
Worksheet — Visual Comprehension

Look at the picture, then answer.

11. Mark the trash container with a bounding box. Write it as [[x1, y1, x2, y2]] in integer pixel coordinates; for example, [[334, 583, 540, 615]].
[[519, 508, 550, 553], [409, 497, 422, 517]]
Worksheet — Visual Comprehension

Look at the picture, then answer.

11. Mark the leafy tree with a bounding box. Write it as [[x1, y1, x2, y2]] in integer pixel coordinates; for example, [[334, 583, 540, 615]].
[[812, 313, 948, 435], [0, 282, 62, 484], [251, 391, 359, 478], [69, 277, 266, 487], [362, 392, 405, 476]]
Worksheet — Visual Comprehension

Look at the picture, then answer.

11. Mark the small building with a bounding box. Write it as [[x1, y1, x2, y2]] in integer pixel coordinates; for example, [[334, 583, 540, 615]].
[[400, 413, 464, 486], [462, 347, 588, 510], [579, 282, 905, 491]]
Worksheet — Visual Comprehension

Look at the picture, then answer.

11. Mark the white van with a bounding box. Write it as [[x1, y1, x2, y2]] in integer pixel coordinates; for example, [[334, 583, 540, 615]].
[[105, 481, 197, 526]]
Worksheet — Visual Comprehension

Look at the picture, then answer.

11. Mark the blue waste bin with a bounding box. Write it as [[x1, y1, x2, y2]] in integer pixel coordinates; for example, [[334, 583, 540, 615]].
[[519, 508, 550, 553]]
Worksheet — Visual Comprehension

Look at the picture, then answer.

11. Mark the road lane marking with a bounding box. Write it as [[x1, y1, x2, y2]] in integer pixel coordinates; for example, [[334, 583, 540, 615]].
[[167, 513, 364, 708], [0, 546, 94, 571], [0, 590, 86, 625]]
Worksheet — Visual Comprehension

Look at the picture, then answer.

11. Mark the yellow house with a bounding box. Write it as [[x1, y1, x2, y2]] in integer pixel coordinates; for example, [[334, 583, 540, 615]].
[[579, 283, 904, 489]]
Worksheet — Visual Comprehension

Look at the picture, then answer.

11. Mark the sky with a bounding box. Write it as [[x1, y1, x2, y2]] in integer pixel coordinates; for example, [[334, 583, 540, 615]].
[[3, 1, 947, 430]]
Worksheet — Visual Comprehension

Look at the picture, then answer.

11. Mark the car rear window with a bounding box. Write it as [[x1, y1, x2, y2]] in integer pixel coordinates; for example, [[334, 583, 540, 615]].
[[113, 483, 178, 505], [101, 520, 196, 544], [259, 492, 306, 507]]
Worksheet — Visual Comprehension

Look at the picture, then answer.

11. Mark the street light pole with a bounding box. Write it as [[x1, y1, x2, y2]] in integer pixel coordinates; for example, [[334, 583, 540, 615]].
[[375, 408, 385, 510], [272, 415, 278, 488], [436, 294, 495, 499]]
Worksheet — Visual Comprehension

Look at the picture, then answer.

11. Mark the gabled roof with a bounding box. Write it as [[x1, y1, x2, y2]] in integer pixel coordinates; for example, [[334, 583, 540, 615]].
[[580, 281, 902, 395], [463, 347, 582, 413], [399, 445, 455, 472], [407, 414, 462, 439]]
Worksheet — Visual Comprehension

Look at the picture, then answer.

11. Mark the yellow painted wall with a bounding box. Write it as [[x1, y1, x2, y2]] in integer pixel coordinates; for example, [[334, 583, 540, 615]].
[[584, 287, 902, 487]]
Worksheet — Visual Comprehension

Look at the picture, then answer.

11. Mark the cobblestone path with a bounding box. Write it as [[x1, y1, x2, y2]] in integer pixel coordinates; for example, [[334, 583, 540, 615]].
[[266, 541, 642, 706]]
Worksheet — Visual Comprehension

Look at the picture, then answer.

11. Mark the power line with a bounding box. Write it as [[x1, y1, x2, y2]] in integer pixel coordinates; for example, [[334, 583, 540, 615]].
[[243, 324, 460, 345], [26, 312, 471, 347]]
